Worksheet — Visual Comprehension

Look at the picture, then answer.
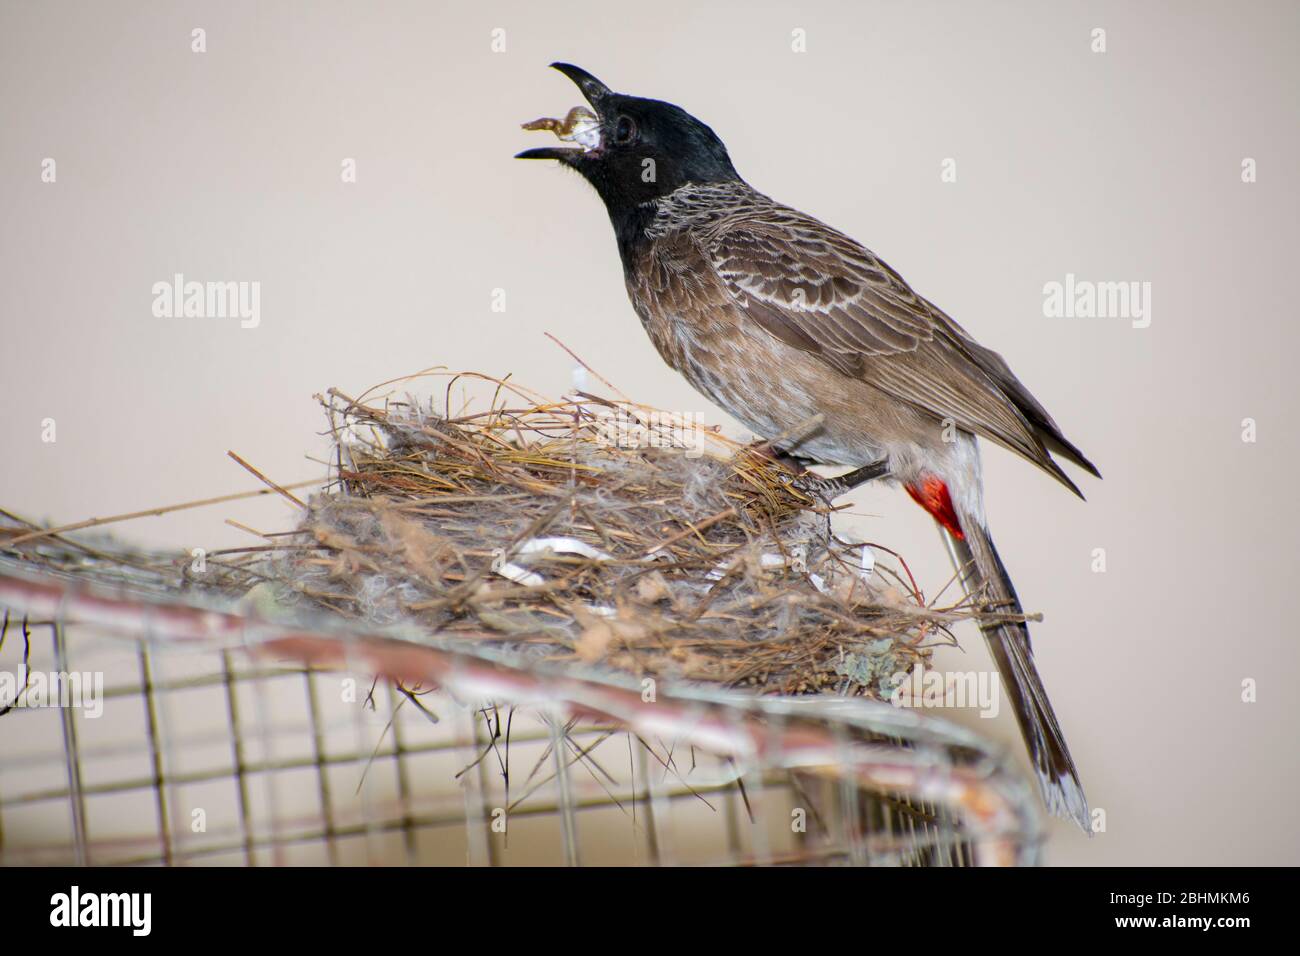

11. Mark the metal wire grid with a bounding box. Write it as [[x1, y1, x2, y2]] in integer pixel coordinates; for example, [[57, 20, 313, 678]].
[[0, 564, 1043, 866]]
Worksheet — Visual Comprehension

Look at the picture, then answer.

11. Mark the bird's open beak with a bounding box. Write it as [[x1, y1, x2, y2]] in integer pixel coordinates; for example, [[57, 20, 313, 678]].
[[548, 62, 612, 109], [515, 63, 612, 163]]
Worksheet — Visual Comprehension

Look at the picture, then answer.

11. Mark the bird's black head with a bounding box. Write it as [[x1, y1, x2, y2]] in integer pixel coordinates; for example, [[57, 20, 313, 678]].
[[516, 64, 740, 216]]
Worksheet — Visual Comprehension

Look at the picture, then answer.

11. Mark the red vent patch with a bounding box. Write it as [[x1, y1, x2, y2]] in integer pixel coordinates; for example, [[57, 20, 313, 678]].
[[905, 476, 964, 540]]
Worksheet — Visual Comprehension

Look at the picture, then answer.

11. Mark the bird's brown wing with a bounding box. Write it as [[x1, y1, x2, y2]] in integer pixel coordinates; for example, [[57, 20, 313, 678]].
[[702, 212, 1089, 493]]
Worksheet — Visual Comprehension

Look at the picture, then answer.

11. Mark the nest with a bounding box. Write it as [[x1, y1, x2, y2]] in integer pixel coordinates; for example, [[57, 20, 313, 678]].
[[2, 371, 981, 700]]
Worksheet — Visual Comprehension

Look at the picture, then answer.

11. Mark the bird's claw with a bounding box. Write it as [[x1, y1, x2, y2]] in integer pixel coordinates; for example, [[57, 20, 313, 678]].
[[782, 459, 892, 506], [785, 472, 850, 505]]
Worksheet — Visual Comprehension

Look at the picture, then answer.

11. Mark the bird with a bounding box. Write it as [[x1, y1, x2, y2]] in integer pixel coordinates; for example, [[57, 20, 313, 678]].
[[517, 63, 1099, 831]]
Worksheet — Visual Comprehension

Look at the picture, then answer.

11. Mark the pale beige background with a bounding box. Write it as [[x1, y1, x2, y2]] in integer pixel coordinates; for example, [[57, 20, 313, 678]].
[[2, 0, 1297, 865]]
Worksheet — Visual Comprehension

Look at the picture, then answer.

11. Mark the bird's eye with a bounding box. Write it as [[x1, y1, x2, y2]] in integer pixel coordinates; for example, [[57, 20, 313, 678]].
[[614, 115, 636, 144]]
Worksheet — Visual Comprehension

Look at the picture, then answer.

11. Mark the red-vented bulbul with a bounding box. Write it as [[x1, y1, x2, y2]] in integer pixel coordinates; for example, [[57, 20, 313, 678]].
[[518, 63, 1100, 830]]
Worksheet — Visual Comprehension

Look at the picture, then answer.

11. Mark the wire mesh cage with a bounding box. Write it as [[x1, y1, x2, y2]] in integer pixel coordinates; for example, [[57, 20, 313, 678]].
[[0, 560, 1042, 867]]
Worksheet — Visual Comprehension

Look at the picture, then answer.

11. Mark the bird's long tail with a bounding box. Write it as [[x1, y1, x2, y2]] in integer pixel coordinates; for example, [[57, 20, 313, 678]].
[[942, 515, 1091, 833]]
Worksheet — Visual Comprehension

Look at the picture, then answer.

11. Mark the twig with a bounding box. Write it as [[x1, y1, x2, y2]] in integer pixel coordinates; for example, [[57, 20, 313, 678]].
[[226, 451, 308, 509], [4, 479, 320, 547], [543, 332, 630, 401]]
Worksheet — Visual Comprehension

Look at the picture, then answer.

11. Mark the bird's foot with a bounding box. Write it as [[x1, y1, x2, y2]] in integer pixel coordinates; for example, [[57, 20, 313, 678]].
[[787, 459, 891, 504]]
